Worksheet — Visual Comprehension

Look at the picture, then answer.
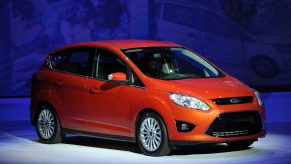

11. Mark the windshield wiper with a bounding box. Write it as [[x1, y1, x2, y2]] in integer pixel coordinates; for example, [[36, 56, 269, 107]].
[[160, 74, 199, 80]]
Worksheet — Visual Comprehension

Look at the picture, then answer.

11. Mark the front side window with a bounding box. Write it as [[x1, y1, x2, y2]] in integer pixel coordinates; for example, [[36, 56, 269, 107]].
[[123, 47, 224, 80], [94, 49, 128, 80]]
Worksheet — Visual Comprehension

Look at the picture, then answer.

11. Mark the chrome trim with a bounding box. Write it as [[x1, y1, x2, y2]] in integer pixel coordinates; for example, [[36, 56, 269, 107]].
[[212, 130, 249, 137]]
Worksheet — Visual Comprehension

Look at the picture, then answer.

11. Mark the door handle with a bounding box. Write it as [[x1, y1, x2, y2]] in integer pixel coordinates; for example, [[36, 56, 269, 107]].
[[89, 88, 99, 94], [54, 80, 63, 87]]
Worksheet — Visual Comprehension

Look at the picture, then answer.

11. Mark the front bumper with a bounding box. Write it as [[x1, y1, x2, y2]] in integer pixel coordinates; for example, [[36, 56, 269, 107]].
[[170, 129, 266, 146], [205, 111, 263, 137], [167, 103, 266, 144]]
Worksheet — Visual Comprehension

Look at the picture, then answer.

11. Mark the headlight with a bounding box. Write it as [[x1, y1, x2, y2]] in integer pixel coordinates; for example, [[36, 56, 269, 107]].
[[168, 93, 210, 111], [253, 89, 263, 106]]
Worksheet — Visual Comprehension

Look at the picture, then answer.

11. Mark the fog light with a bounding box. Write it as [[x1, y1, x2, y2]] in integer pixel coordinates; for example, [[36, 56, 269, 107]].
[[176, 120, 195, 132]]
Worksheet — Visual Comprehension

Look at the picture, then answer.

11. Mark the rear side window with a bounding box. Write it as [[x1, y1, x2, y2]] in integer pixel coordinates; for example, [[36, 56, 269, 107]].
[[50, 48, 94, 76], [65, 49, 93, 76]]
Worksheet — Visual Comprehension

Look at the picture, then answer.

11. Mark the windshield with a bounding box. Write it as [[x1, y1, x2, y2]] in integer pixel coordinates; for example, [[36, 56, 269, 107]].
[[123, 47, 224, 80]]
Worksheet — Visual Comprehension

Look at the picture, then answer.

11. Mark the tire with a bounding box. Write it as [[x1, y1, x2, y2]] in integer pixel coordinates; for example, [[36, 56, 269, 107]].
[[137, 112, 172, 156], [227, 140, 255, 149], [36, 105, 64, 144]]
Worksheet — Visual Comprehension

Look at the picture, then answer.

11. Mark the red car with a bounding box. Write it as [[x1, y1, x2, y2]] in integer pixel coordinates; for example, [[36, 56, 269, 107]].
[[30, 40, 266, 156]]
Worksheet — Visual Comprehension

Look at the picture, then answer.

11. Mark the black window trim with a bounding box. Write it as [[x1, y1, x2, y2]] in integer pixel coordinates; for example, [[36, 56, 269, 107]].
[[49, 46, 146, 89]]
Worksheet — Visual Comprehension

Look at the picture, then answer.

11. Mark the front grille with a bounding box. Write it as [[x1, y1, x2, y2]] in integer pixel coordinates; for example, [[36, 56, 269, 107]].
[[212, 96, 253, 105], [206, 111, 262, 138]]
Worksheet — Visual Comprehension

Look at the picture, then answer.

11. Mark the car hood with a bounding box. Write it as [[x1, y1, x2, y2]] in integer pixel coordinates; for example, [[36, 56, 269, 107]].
[[152, 75, 254, 100]]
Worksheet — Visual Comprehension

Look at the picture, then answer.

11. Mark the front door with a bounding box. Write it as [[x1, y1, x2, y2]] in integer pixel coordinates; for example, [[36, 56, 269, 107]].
[[85, 48, 133, 136]]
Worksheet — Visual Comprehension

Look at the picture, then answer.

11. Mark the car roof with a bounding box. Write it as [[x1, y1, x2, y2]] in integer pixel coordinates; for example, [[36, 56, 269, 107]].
[[52, 40, 181, 53]]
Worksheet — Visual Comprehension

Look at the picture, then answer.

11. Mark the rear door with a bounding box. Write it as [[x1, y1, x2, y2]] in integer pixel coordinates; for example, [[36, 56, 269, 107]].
[[49, 47, 94, 131]]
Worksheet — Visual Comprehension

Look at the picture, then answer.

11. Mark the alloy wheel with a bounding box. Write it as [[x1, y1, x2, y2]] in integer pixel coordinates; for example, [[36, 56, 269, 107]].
[[139, 117, 162, 152], [37, 109, 55, 139]]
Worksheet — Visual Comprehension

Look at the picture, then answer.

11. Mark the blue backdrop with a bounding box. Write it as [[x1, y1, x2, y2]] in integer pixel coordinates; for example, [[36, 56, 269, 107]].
[[0, 0, 291, 96]]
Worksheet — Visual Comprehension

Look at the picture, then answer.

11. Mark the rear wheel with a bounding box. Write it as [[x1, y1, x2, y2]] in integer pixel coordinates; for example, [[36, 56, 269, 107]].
[[36, 105, 63, 144], [137, 112, 172, 156], [227, 140, 255, 149]]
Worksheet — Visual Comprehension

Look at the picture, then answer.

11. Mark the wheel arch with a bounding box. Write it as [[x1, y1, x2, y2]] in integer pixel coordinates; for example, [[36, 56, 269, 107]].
[[134, 108, 172, 142], [130, 94, 176, 140]]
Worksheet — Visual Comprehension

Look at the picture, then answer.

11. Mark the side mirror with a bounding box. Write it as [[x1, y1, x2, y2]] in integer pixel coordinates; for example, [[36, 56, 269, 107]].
[[108, 72, 128, 84]]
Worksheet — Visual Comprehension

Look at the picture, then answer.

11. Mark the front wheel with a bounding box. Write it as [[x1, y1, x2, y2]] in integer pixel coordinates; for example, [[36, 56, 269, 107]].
[[36, 105, 64, 144], [227, 140, 255, 149], [137, 112, 172, 156]]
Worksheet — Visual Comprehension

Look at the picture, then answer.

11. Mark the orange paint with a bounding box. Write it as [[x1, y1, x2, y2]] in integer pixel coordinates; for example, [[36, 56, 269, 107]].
[[31, 40, 265, 149]]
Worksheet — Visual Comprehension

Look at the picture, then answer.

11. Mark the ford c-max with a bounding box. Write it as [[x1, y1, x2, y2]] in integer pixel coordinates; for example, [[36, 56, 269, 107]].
[[30, 40, 266, 156]]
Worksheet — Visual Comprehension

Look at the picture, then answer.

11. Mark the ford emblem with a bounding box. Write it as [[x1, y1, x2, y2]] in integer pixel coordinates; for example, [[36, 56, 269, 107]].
[[230, 98, 242, 104]]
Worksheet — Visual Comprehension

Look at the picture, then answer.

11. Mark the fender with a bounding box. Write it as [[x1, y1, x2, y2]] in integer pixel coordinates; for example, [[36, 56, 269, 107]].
[[129, 90, 177, 139]]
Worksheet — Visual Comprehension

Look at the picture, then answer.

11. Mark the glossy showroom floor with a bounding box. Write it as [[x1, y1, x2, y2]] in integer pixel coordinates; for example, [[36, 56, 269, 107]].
[[0, 92, 291, 164]]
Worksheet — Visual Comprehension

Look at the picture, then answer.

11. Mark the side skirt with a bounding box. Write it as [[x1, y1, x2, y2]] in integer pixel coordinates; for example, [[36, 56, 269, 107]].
[[63, 128, 136, 143]]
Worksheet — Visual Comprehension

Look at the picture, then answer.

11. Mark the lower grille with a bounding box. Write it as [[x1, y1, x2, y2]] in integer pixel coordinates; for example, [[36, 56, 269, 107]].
[[213, 130, 249, 137], [206, 111, 262, 138]]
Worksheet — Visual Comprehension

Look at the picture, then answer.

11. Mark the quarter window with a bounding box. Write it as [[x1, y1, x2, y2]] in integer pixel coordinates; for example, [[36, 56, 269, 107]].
[[130, 71, 144, 87], [50, 51, 68, 71]]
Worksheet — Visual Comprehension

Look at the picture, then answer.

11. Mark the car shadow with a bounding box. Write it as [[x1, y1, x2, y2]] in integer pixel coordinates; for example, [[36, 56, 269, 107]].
[[0, 120, 257, 156], [170, 143, 251, 155], [59, 135, 250, 156]]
